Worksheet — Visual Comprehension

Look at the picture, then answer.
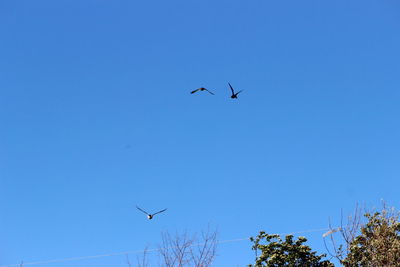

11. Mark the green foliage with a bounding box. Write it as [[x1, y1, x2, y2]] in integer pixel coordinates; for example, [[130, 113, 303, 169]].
[[249, 231, 334, 267], [341, 208, 400, 267]]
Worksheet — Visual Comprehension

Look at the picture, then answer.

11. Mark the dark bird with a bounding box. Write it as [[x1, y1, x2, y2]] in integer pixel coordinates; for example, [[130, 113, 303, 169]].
[[190, 87, 215, 95], [136, 205, 167, 220], [228, 83, 243, 99]]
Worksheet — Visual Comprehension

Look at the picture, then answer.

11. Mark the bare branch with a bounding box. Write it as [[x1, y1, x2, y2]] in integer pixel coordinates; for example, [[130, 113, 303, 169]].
[[190, 226, 218, 267], [135, 246, 149, 267], [125, 254, 132, 267], [157, 227, 218, 267]]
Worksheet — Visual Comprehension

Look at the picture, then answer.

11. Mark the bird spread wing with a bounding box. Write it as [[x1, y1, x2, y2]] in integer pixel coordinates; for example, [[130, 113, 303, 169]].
[[205, 89, 215, 95], [228, 83, 235, 94], [236, 90, 243, 95], [151, 208, 167, 216], [136, 206, 150, 215], [191, 88, 201, 94], [322, 228, 341, 237]]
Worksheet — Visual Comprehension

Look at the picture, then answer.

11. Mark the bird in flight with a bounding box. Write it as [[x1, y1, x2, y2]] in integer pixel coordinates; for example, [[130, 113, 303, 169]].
[[190, 87, 215, 95], [228, 83, 243, 99], [322, 227, 341, 238], [136, 205, 167, 220]]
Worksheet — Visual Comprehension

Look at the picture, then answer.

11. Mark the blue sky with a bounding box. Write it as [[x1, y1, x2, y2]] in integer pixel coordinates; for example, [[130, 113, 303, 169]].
[[1, 0, 399, 266]]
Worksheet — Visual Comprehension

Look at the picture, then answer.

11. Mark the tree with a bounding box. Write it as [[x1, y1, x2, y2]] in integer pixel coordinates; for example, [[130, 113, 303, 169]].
[[134, 227, 218, 267], [249, 231, 334, 267], [158, 229, 217, 267], [325, 202, 400, 266]]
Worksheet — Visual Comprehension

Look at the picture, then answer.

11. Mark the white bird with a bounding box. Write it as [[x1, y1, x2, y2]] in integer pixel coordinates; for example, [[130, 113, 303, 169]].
[[136, 205, 167, 220], [322, 227, 341, 237]]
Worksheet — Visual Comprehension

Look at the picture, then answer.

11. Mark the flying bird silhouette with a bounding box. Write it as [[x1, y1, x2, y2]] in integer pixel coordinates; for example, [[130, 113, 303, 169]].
[[136, 205, 167, 220], [228, 83, 243, 99], [190, 87, 215, 95]]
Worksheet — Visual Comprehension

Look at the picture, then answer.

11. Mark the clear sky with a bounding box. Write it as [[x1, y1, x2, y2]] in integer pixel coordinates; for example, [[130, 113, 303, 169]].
[[1, 0, 400, 266]]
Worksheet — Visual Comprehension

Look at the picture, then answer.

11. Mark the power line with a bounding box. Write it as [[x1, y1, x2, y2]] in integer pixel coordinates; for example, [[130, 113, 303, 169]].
[[0, 227, 333, 267]]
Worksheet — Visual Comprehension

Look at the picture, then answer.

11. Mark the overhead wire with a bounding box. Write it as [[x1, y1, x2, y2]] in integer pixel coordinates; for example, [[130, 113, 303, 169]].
[[0, 227, 335, 267]]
